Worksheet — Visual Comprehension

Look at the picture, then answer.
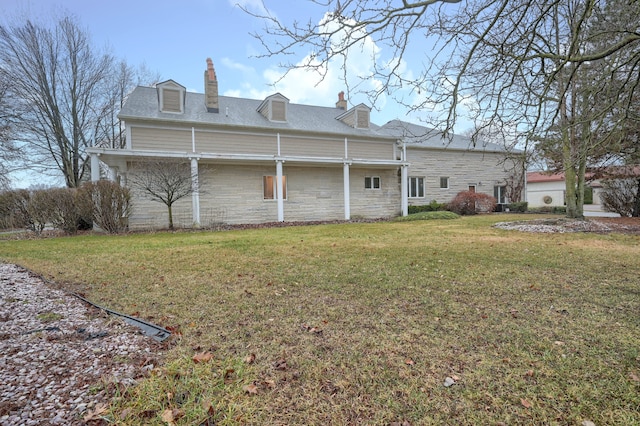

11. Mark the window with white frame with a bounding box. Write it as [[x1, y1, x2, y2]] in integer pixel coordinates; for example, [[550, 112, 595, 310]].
[[409, 177, 425, 198], [365, 176, 381, 189], [439, 177, 449, 189], [263, 175, 287, 200]]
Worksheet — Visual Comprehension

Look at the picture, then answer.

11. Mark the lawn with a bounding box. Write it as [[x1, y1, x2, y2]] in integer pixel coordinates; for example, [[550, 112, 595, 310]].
[[1, 214, 639, 425]]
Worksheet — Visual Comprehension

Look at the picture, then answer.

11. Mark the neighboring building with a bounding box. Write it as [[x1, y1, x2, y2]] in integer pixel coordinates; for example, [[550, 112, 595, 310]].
[[88, 58, 518, 229], [527, 171, 600, 208], [526, 172, 568, 208], [528, 166, 640, 209], [379, 120, 520, 208]]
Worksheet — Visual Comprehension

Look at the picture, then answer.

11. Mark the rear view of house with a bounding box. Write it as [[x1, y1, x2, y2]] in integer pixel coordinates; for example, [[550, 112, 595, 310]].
[[88, 59, 407, 229], [88, 58, 521, 229]]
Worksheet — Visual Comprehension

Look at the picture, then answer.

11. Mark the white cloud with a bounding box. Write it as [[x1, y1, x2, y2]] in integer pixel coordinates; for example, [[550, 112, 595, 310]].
[[219, 11, 476, 132], [223, 12, 391, 111], [220, 57, 256, 76]]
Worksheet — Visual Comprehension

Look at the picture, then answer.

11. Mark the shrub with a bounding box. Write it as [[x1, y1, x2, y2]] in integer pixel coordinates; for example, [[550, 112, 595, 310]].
[[600, 178, 640, 217], [528, 206, 566, 214], [584, 186, 593, 205], [408, 200, 447, 214], [507, 201, 528, 213], [448, 191, 497, 215], [26, 190, 56, 235], [48, 188, 86, 234], [0, 190, 29, 229], [395, 211, 460, 221], [551, 206, 566, 214], [80, 180, 131, 233]]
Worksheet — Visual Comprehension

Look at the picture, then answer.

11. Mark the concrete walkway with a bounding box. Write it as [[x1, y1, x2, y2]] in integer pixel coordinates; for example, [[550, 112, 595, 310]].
[[583, 204, 620, 217]]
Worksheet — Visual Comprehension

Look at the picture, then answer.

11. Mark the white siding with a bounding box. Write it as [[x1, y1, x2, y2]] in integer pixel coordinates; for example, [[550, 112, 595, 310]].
[[280, 136, 343, 157], [126, 162, 400, 228], [527, 181, 566, 207], [406, 148, 511, 205]]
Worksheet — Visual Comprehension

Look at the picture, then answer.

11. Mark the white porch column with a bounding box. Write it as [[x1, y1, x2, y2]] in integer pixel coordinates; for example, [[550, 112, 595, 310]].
[[90, 154, 100, 182], [276, 159, 284, 222], [401, 142, 408, 217], [401, 164, 408, 216], [343, 162, 351, 220], [191, 158, 200, 227]]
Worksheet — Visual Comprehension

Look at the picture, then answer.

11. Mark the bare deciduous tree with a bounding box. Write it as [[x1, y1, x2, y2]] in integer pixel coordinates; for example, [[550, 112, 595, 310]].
[[128, 161, 196, 230], [0, 15, 158, 188], [247, 0, 640, 218], [0, 66, 22, 190], [93, 61, 161, 151]]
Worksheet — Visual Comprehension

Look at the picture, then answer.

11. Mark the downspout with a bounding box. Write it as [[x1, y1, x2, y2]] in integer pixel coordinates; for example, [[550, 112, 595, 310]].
[[191, 127, 200, 227]]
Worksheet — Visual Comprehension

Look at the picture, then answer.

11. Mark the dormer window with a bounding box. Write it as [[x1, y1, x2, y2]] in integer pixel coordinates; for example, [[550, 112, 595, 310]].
[[336, 103, 371, 129], [157, 80, 186, 114], [258, 93, 289, 122]]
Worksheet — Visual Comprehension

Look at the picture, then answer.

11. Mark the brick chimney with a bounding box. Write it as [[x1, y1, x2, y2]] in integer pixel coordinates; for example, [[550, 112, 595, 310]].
[[205, 57, 219, 113], [336, 91, 347, 110]]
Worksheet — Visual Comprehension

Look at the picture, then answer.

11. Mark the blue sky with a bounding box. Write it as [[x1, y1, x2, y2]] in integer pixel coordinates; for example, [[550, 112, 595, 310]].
[[2, 0, 472, 187]]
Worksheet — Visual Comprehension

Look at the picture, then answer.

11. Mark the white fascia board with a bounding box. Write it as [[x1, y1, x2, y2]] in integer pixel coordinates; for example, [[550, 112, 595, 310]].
[[86, 147, 407, 168]]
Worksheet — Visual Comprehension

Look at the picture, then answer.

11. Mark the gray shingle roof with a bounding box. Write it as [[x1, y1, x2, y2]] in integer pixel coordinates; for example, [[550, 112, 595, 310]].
[[119, 86, 396, 140], [377, 119, 511, 152]]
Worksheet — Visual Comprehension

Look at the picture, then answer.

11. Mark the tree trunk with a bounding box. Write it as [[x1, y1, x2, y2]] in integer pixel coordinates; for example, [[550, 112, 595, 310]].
[[168, 204, 174, 230], [576, 155, 586, 219]]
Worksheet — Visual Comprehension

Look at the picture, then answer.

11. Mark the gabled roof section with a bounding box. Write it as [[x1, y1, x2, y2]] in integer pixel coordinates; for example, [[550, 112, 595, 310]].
[[156, 80, 186, 114], [257, 93, 290, 122], [119, 86, 397, 140], [527, 172, 564, 183], [336, 103, 371, 129], [378, 119, 512, 153]]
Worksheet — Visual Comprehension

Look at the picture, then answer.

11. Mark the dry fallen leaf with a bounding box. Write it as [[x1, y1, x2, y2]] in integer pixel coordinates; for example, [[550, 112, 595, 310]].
[[83, 403, 108, 421], [451, 374, 460, 381], [245, 353, 256, 364], [224, 368, 236, 383], [119, 407, 132, 420], [161, 408, 175, 425], [629, 372, 640, 382], [262, 379, 276, 389], [554, 341, 565, 346], [192, 351, 214, 363], [405, 359, 415, 366], [243, 383, 259, 395], [274, 358, 288, 371], [525, 369, 535, 377], [520, 398, 533, 409]]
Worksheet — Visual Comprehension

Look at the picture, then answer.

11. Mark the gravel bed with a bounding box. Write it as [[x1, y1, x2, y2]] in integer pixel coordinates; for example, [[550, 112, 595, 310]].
[[0, 264, 164, 425], [493, 217, 640, 233]]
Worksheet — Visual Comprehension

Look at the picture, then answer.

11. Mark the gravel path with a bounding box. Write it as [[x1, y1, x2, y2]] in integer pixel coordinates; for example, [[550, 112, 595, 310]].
[[0, 264, 164, 425]]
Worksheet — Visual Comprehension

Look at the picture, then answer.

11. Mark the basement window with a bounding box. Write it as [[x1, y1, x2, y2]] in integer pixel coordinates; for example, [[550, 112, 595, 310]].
[[440, 177, 449, 189], [365, 176, 381, 190]]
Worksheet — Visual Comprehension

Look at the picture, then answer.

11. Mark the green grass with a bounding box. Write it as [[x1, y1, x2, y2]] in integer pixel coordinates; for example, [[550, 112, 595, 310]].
[[1, 214, 639, 425]]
